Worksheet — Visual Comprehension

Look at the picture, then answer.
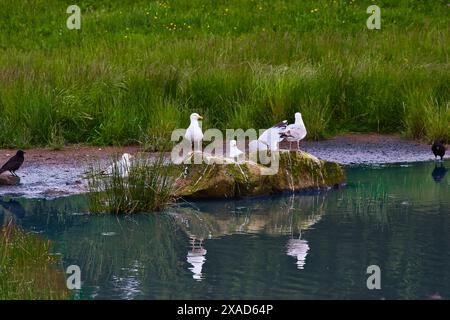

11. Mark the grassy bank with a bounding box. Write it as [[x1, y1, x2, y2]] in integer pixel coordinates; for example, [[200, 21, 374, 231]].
[[0, 222, 70, 299], [87, 154, 178, 214], [0, 0, 448, 148]]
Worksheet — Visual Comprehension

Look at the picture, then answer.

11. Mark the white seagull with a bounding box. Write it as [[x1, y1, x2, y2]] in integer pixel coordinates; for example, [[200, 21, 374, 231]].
[[106, 153, 133, 178], [229, 140, 244, 160], [185, 113, 204, 151], [257, 120, 288, 151], [284, 112, 307, 150]]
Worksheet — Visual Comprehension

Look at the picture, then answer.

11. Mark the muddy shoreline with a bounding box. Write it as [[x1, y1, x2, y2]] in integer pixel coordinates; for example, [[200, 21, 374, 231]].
[[0, 134, 444, 198], [297, 134, 441, 165]]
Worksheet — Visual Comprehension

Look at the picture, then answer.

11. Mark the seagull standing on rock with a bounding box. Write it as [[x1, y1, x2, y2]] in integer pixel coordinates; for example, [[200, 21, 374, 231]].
[[0, 150, 25, 177], [283, 112, 307, 150], [249, 120, 288, 152], [185, 113, 204, 152]]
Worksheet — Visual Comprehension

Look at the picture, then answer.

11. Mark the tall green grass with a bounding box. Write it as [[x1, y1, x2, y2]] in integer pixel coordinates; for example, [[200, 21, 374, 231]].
[[0, 222, 70, 299], [87, 154, 178, 214], [0, 0, 448, 148]]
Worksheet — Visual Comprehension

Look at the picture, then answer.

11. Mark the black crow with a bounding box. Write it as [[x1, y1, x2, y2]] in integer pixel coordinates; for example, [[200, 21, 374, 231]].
[[431, 140, 446, 160], [0, 150, 25, 177]]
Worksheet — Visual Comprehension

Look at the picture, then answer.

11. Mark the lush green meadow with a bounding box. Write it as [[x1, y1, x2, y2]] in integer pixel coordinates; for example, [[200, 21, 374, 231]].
[[0, 0, 448, 148]]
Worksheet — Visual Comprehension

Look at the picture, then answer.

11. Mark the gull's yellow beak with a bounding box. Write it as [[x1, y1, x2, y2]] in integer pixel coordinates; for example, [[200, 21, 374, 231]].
[[198, 115, 203, 120]]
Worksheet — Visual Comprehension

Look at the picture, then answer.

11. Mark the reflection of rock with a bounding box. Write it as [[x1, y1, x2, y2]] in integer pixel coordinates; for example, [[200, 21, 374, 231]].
[[286, 238, 310, 269], [172, 194, 325, 239], [187, 238, 207, 281], [175, 151, 345, 199], [0, 175, 20, 186], [172, 194, 326, 277]]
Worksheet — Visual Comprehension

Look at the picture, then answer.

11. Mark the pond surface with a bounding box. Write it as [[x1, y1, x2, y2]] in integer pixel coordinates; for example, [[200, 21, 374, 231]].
[[1, 160, 449, 299]]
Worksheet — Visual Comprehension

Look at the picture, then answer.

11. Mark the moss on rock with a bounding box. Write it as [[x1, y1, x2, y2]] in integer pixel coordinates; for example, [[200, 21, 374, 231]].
[[175, 150, 345, 199]]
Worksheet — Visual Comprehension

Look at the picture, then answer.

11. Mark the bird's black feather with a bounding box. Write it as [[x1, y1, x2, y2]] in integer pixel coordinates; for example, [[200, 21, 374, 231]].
[[0, 150, 25, 176], [431, 141, 446, 160]]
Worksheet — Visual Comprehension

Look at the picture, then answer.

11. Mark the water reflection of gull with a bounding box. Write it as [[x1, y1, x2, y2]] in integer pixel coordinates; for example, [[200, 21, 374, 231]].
[[286, 237, 310, 270], [187, 238, 207, 281]]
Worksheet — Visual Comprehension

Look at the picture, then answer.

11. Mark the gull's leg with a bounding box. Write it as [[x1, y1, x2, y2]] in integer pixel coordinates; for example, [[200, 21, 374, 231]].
[[297, 140, 300, 150]]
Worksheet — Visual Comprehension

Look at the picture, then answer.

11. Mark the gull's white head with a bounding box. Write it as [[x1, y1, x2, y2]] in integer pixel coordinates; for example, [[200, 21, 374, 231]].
[[122, 153, 132, 163], [190, 113, 203, 122], [229, 140, 237, 148], [295, 112, 305, 125]]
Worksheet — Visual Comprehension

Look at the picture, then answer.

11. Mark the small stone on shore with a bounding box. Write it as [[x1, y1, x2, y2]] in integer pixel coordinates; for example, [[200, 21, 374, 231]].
[[0, 175, 20, 186]]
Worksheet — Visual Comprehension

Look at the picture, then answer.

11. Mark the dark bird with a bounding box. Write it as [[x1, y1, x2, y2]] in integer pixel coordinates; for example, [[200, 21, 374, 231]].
[[431, 140, 446, 160], [432, 163, 448, 183], [0, 150, 25, 177]]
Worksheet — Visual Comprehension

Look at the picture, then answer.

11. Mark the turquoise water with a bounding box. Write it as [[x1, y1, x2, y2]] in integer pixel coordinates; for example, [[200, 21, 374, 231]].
[[1, 160, 449, 299]]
